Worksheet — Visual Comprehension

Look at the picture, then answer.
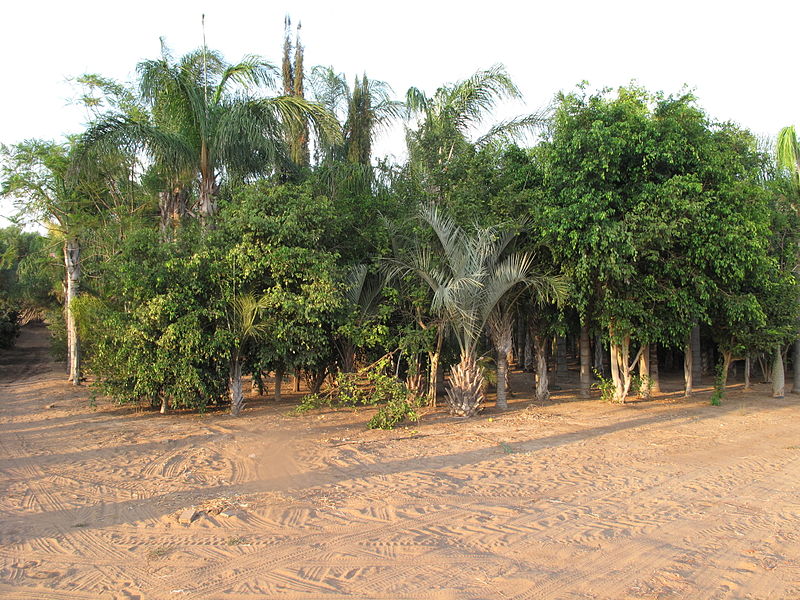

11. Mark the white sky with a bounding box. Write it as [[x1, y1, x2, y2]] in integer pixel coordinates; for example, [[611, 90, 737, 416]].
[[2, 0, 798, 222]]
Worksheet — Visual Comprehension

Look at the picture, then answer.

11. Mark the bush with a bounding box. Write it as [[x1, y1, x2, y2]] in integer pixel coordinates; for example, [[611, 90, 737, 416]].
[[0, 305, 20, 349]]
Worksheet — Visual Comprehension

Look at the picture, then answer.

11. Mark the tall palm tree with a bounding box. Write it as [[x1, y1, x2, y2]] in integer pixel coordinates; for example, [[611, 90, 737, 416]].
[[394, 203, 560, 416], [83, 42, 340, 226], [777, 125, 799, 186], [405, 65, 544, 192], [309, 66, 403, 165]]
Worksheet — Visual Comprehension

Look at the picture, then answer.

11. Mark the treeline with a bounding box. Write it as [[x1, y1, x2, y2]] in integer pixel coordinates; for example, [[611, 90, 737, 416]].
[[2, 24, 799, 423]]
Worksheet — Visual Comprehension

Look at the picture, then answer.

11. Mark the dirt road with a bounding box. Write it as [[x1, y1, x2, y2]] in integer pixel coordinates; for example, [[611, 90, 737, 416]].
[[1, 325, 799, 599]]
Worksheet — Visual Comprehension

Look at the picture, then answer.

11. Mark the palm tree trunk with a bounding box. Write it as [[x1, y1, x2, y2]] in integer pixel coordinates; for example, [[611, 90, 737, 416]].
[[496, 342, 510, 410], [579, 323, 591, 398], [229, 358, 244, 416], [489, 313, 514, 410], [533, 335, 549, 403], [64, 238, 81, 385], [555, 336, 567, 384], [445, 352, 485, 417], [198, 142, 218, 224]]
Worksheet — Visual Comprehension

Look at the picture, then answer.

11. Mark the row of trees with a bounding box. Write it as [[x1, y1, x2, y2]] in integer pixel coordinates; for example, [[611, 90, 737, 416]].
[[2, 27, 798, 422]]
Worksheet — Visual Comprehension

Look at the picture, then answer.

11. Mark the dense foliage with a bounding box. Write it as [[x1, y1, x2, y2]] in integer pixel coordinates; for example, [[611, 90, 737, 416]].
[[1, 29, 797, 421]]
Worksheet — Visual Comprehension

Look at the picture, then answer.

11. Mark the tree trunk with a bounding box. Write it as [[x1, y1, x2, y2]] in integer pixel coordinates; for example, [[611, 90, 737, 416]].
[[428, 327, 444, 407], [609, 331, 633, 403], [649, 344, 660, 393], [64, 238, 81, 385], [744, 354, 751, 391], [793, 339, 800, 394], [273, 367, 284, 401], [488, 312, 514, 410], [160, 396, 169, 415], [773, 346, 785, 398], [445, 353, 485, 417], [638, 344, 650, 398], [523, 326, 533, 372], [684, 336, 693, 397], [159, 185, 188, 240], [533, 334, 549, 403], [580, 324, 592, 398], [309, 368, 327, 394], [716, 350, 733, 401], [294, 369, 301, 392], [691, 325, 702, 384], [555, 335, 567, 384], [198, 143, 218, 225], [593, 334, 605, 376], [229, 359, 244, 416]]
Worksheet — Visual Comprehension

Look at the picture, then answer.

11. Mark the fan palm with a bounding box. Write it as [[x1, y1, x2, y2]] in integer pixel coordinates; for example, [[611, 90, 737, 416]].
[[394, 203, 560, 416], [83, 43, 341, 226]]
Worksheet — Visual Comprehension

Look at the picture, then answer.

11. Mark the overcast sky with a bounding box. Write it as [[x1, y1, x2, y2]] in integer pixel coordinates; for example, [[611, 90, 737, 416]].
[[2, 0, 798, 222]]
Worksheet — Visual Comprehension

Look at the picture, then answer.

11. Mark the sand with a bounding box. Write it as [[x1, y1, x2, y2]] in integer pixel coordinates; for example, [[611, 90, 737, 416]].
[[1, 325, 799, 599]]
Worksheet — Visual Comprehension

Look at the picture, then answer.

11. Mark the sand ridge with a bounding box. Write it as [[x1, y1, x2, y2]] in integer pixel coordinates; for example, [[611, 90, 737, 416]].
[[1, 325, 800, 599]]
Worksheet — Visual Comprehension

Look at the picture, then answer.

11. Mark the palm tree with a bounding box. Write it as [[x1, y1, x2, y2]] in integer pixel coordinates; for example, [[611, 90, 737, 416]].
[[394, 203, 560, 416], [405, 65, 544, 194], [227, 293, 270, 416], [309, 66, 403, 165], [83, 42, 340, 226], [777, 125, 799, 186]]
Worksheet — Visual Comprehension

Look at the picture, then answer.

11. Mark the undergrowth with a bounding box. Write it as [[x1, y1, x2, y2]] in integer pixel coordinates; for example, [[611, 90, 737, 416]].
[[295, 356, 421, 430]]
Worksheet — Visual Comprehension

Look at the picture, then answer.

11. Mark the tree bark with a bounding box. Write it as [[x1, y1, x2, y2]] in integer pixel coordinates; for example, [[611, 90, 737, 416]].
[[64, 238, 81, 385], [229, 359, 244, 416], [684, 336, 693, 397], [555, 335, 568, 385], [691, 325, 702, 384], [445, 353, 485, 417], [579, 323, 592, 398], [273, 367, 284, 401], [198, 142, 218, 225], [160, 396, 169, 415], [593, 334, 605, 376], [773, 346, 785, 398], [523, 326, 533, 372], [638, 344, 650, 398], [649, 344, 660, 393], [428, 326, 444, 407], [294, 369, 301, 392], [793, 339, 800, 394], [488, 312, 514, 410], [533, 334, 549, 403], [744, 354, 751, 391]]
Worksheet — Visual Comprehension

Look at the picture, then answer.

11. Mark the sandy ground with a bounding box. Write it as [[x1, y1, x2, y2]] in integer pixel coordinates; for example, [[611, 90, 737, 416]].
[[1, 325, 800, 600]]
